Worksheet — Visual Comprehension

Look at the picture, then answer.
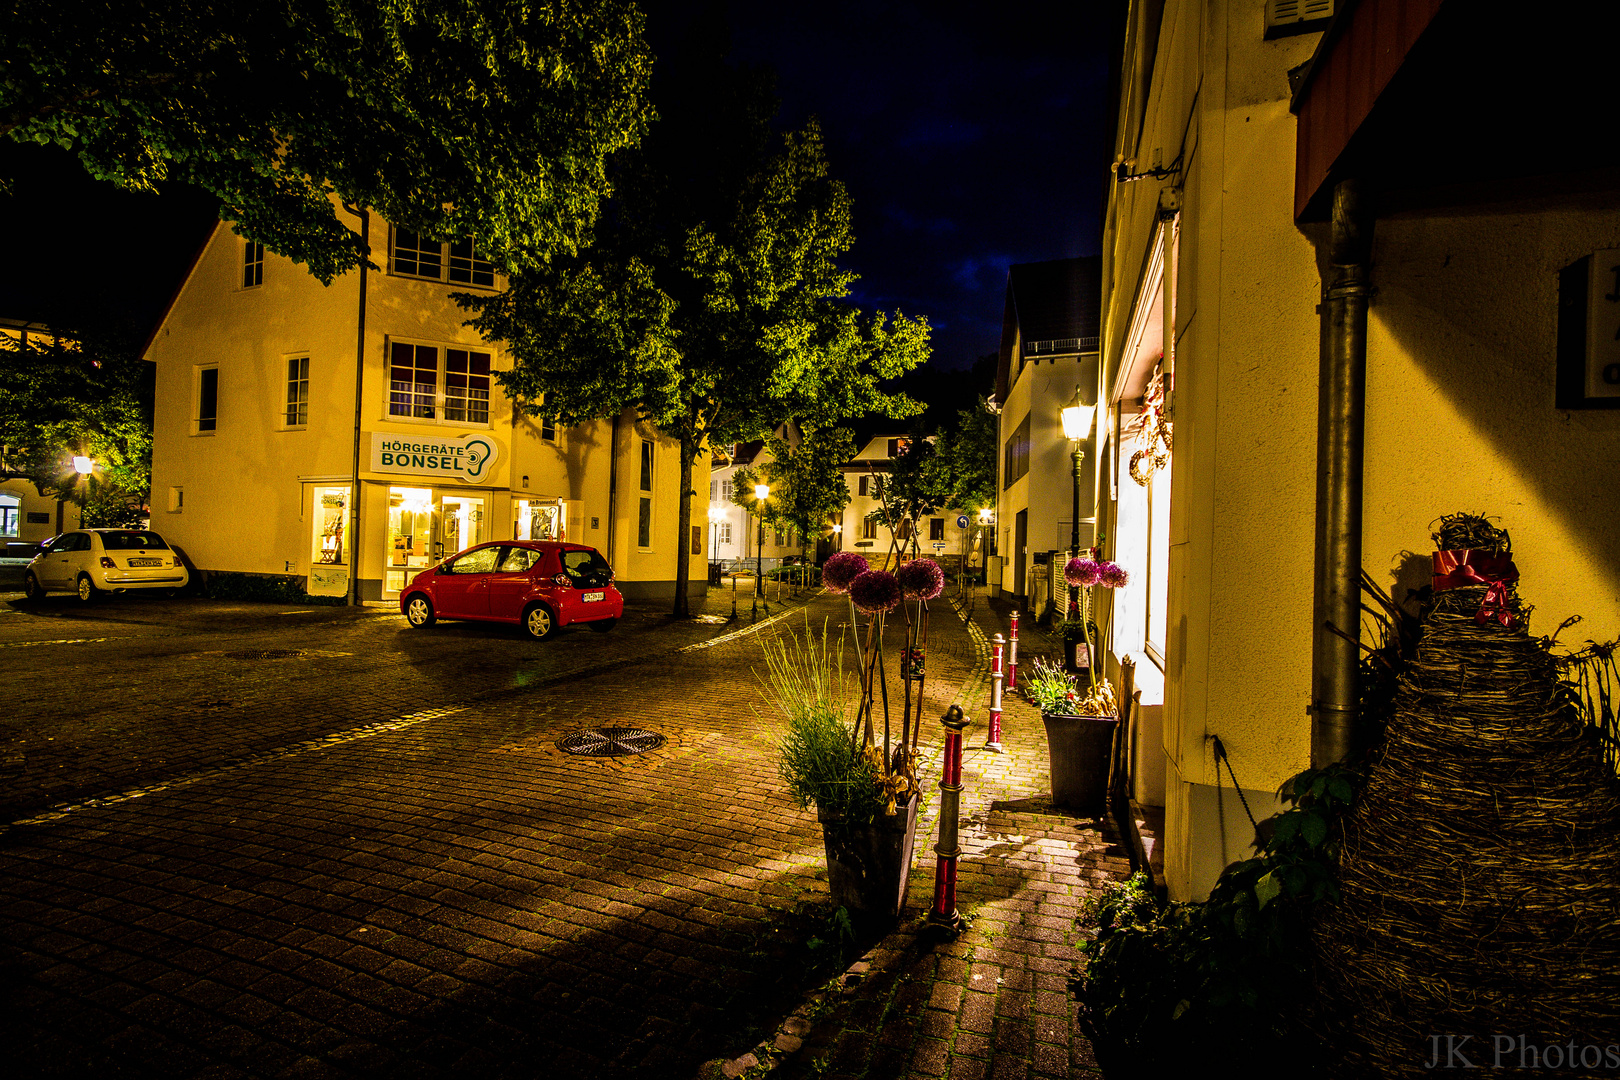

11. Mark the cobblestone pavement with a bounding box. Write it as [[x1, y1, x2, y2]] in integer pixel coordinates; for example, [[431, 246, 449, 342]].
[[762, 596, 1132, 1080], [0, 583, 1128, 1079]]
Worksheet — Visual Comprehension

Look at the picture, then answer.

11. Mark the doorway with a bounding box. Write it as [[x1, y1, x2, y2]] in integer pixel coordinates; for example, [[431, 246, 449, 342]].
[[384, 486, 487, 597], [1013, 509, 1028, 603]]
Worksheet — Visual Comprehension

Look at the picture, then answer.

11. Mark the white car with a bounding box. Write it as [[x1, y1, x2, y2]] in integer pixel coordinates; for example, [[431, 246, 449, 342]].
[[23, 528, 189, 602]]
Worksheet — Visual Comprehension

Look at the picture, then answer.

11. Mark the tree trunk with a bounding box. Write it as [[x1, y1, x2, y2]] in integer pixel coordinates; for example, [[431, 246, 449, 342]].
[[673, 436, 695, 617]]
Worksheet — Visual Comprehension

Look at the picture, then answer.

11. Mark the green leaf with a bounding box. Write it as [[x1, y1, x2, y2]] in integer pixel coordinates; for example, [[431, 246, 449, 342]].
[[1301, 813, 1329, 848], [1253, 871, 1282, 910]]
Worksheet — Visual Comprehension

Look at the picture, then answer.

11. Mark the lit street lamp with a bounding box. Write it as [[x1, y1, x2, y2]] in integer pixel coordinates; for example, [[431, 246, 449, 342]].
[[753, 483, 769, 599], [1060, 392, 1097, 612], [73, 456, 94, 475], [73, 455, 95, 527]]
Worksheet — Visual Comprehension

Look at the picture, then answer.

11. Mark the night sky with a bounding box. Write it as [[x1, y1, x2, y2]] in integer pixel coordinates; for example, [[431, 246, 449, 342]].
[[0, 1, 1116, 398]]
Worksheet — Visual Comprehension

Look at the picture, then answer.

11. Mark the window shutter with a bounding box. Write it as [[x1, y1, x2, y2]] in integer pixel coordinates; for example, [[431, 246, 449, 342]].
[[1266, 0, 1333, 35]]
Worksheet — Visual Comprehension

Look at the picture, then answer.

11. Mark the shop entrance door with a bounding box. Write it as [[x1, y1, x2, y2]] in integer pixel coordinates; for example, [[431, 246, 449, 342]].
[[385, 487, 487, 598]]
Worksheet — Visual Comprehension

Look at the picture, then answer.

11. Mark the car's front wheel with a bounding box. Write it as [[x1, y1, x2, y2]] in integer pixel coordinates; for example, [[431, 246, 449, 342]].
[[522, 602, 556, 641], [22, 573, 43, 601], [75, 573, 99, 604], [404, 594, 436, 628], [589, 618, 618, 633]]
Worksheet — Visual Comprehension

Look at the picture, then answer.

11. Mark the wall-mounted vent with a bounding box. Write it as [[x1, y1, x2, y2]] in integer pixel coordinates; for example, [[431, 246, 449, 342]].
[[1266, 0, 1334, 38]]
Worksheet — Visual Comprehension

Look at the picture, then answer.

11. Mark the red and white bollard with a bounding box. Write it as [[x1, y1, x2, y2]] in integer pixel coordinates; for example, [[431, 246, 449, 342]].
[[986, 633, 1005, 753], [927, 704, 970, 937], [1007, 610, 1020, 691]]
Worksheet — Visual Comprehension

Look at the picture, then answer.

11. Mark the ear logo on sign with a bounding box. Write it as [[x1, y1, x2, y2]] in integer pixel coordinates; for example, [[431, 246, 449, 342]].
[[464, 438, 495, 480]]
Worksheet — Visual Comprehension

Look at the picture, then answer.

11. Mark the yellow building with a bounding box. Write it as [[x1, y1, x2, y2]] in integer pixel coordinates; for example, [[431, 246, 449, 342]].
[[1098, 0, 1620, 899], [836, 434, 978, 571], [145, 215, 702, 603]]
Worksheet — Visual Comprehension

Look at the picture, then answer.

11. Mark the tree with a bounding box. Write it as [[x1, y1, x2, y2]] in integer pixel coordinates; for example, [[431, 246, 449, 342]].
[[939, 400, 998, 516], [732, 425, 854, 565], [1, 0, 654, 280], [0, 330, 151, 527], [869, 429, 952, 561], [464, 54, 928, 615]]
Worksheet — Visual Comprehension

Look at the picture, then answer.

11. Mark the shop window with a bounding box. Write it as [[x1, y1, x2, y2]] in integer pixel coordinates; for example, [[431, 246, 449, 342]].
[[0, 496, 18, 537], [514, 499, 562, 540], [391, 227, 496, 287], [1145, 465, 1172, 663], [930, 517, 945, 541], [195, 366, 218, 433], [243, 240, 264, 288], [285, 356, 309, 427]]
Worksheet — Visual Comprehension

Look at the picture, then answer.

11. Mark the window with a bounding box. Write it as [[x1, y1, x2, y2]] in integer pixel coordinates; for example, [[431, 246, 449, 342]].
[[196, 367, 219, 433], [443, 546, 500, 575], [285, 357, 309, 427], [0, 496, 18, 537], [710, 480, 717, 500], [719, 521, 732, 545], [639, 440, 653, 491], [1145, 465, 1173, 662], [497, 546, 539, 573], [1265, 0, 1334, 38], [861, 517, 878, 540], [388, 342, 491, 424], [930, 517, 945, 541], [897, 520, 913, 541], [775, 528, 785, 546], [167, 487, 183, 513], [562, 548, 613, 586], [721, 478, 733, 500], [392, 228, 495, 286], [638, 498, 652, 547], [1003, 414, 1030, 487], [858, 475, 870, 497], [541, 416, 556, 441], [244, 241, 264, 288]]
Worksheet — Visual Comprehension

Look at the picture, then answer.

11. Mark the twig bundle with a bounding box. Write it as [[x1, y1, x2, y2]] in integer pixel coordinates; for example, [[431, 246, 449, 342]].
[[1313, 516, 1620, 1075]]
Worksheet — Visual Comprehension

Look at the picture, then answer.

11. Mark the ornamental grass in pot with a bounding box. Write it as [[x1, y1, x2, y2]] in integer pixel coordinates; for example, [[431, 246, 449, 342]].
[[760, 614, 918, 922]]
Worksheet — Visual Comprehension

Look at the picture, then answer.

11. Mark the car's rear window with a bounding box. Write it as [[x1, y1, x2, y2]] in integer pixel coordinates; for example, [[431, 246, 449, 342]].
[[99, 531, 171, 551], [561, 549, 612, 585]]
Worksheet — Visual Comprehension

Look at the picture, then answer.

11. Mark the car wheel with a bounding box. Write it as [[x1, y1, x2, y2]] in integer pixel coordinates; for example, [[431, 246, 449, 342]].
[[404, 594, 436, 628], [522, 602, 556, 641], [22, 573, 43, 601], [589, 618, 618, 633], [75, 573, 99, 603]]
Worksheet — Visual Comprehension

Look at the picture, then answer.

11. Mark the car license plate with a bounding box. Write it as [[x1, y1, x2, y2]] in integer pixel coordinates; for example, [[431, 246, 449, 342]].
[[583, 590, 605, 602], [129, 558, 163, 567]]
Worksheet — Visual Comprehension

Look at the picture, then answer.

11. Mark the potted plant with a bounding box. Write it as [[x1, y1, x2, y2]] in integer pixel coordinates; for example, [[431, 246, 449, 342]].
[[1027, 555, 1130, 812], [1052, 614, 1096, 675], [761, 603, 919, 923]]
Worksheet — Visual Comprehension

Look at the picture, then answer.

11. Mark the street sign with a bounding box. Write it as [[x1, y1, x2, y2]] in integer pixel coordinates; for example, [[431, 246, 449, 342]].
[[956, 515, 969, 528], [932, 542, 946, 551]]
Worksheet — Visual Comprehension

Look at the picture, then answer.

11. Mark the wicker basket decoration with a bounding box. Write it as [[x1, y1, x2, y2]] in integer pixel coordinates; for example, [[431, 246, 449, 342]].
[[1313, 514, 1620, 1075]]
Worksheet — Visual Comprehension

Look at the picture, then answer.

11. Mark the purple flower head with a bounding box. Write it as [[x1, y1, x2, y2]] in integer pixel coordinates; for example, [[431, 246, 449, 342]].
[[1064, 557, 1102, 588], [848, 570, 903, 614], [896, 558, 945, 600], [821, 552, 868, 594], [1097, 562, 1129, 588]]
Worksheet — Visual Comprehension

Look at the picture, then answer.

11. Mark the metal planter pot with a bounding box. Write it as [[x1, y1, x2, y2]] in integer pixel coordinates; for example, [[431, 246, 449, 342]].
[[817, 791, 920, 921], [1041, 712, 1119, 813]]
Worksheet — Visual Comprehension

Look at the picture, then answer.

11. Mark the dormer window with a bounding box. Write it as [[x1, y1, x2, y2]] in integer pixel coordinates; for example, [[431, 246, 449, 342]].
[[391, 228, 496, 287]]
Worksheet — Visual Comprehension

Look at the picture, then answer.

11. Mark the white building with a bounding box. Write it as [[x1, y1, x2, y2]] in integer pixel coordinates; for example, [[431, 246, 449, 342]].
[[834, 435, 979, 571]]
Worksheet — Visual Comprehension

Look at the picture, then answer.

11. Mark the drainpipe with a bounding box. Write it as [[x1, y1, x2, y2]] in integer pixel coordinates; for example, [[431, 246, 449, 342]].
[[342, 206, 370, 607], [1310, 179, 1372, 767], [607, 412, 621, 563]]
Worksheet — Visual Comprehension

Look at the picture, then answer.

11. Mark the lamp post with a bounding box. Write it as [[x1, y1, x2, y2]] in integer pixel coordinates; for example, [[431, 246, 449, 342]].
[[1059, 394, 1097, 615], [73, 455, 94, 526], [753, 483, 769, 616]]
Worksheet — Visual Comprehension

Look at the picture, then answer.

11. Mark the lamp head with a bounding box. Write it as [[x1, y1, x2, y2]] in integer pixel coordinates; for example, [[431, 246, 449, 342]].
[[1060, 396, 1096, 441], [753, 483, 769, 501], [73, 455, 94, 475]]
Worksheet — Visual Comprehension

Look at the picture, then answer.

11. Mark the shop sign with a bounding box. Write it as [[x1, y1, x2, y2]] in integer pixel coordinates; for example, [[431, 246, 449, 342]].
[[371, 433, 501, 483]]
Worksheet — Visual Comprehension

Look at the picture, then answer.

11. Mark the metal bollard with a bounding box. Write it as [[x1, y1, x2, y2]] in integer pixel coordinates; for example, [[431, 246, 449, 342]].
[[927, 704, 970, 937], [986, 633, 1005, 752], [1008, 610, 1020, 691]]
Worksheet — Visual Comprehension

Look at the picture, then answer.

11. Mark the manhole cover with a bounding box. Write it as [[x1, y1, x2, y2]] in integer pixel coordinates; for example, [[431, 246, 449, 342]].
[[222, 649, 304, 660], [555, 727, 667, 757]]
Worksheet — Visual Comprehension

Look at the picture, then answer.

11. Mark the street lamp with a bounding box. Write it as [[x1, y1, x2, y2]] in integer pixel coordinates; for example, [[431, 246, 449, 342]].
[[707, 505, 725, 581], [73, 456, 94, 475], [1060, 392, 1097, 611], [73, 456, 95, 527], [753, 483, 769, 599]]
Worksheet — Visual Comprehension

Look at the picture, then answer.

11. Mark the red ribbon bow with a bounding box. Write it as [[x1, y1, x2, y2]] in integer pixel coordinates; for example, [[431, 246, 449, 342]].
[[1432, 549, 1519, 626]]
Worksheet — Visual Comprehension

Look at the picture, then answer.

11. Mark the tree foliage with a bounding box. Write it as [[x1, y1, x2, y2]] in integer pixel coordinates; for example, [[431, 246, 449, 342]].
[[464, 49, 927, 613], [0, 331, 151, 527], [1, 0, 655, 281], [937, 400, 998, 515], [730, 426, 854, 559]]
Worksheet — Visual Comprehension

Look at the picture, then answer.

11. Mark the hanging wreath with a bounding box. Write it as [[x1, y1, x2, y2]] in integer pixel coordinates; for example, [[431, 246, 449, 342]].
[[1125, 365, 1173, 486]]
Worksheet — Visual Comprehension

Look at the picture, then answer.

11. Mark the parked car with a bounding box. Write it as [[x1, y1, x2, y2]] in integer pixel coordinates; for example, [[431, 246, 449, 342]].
[[23, 529, 189, 602], [399, 540, 623, 640]]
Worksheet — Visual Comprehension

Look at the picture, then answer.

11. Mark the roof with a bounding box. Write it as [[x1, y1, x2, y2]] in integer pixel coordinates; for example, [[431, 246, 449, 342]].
[[995, 256, 1101, 402]]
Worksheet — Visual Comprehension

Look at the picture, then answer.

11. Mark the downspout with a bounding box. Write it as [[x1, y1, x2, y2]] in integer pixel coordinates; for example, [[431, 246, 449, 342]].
[[607, 412, 621, 564], [1310, 179, 1372, 767], [343, 205, 370, 606]]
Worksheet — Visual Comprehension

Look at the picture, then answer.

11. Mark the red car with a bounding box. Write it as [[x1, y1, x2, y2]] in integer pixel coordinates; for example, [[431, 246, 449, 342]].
[[399, 541, 623, 640]]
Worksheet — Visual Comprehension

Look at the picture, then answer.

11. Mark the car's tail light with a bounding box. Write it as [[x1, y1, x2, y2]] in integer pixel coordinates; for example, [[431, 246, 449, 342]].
[[552, 572, 572, 587], [100, 557, 117, 569], [608, 570, 616, 584]]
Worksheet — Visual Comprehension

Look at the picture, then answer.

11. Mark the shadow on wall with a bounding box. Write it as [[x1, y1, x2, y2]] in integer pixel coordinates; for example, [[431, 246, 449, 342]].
[[1362, 199, 1620, 614]]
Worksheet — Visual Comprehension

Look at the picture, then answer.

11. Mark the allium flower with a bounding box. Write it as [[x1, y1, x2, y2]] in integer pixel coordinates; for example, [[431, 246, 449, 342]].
[[821, 552, 868, 594], [1097, 561, 1129, 588], [1064, 557, 1102, 588], [895, 558, 945, 600], [848, 569, 903, 614]]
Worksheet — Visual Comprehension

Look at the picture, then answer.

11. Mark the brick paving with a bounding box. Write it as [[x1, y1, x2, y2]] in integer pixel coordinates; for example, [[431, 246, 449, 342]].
[[0, 582, 1129, 1079]]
